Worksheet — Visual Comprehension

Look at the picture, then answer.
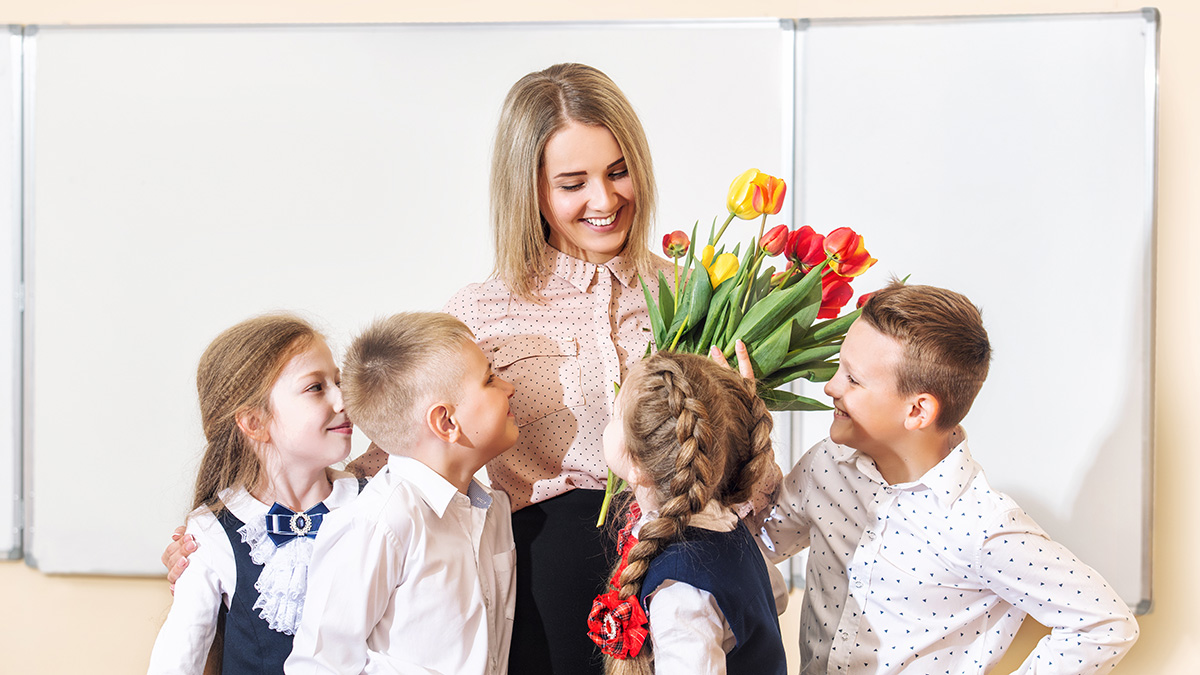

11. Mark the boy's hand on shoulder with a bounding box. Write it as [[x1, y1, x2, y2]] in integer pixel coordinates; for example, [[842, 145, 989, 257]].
[[163, 525, 198, 591]]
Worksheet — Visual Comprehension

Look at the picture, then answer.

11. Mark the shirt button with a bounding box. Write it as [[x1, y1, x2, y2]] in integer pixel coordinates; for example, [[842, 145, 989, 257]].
[[884, 486, 894, 494], [854, 581, 863, 588], [866, 531, 876, 540], [841, 632, 851, 641]]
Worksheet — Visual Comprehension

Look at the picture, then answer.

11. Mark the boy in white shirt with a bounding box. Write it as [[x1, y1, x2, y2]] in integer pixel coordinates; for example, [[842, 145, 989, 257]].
[[286, 312, 518, 675], [761, 282, 1138, 674]]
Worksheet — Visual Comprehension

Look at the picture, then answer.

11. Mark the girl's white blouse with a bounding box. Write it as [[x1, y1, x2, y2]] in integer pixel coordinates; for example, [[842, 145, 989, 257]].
[[633, 501, 787, 675], [145, 471, 358, 675]]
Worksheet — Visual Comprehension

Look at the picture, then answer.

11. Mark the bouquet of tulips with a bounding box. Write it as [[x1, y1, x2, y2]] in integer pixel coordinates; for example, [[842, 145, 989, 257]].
[[596, 168, 877, 525], [649, 168, 876, 410]]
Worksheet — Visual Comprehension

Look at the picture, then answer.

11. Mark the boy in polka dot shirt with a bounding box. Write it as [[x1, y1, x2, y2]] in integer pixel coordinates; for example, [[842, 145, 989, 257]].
[[760, 282, 1138, 674]]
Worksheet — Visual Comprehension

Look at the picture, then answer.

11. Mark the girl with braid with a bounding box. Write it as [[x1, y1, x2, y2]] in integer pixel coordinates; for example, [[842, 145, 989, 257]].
[[590, 351, 788, 675]]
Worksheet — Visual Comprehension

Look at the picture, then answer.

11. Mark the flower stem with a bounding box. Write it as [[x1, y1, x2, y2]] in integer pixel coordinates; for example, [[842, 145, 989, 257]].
[[712, 213, 736, 245], [668, 318, 689, 351], [596, 471, 628, 527], [740, 254, 764, 313]]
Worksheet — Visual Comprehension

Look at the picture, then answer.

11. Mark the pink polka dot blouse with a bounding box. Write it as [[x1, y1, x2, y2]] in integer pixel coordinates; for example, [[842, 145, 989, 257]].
[[443, 248, 673, 511]]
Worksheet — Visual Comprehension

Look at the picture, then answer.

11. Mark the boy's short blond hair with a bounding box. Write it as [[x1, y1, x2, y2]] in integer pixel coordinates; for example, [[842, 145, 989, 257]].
[[860, 281, 991, 430], [341, 312, 475, 451]]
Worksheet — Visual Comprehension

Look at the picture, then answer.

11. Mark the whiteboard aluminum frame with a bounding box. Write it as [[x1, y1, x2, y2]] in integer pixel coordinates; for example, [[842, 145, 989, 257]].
[[1136, 6, 1159, 616], [18, 25, 33, 567], [1, 25, 22, 561]]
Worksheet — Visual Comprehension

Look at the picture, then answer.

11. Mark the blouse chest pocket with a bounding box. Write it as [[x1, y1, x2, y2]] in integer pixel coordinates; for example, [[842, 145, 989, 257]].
[[490, 335, 586, 427]]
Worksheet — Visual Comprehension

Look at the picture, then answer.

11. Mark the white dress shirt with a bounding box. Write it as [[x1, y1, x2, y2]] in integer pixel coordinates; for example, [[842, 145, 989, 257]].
[[285, 455, 516, 675], [637, 501, 786, 675], [761, 433, 1138, 674], [146, 470, 359, 675]]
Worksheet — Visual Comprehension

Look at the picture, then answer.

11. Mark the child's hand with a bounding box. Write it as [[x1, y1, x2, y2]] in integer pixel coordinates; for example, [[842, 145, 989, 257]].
[[162, 525, 198, 593], [708, 340, 755, 381]]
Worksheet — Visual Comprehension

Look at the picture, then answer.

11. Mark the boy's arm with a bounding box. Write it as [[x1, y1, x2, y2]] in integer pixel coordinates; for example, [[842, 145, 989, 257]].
[[978, 508, 1139, 674], [285, 512, 405, 675], [756, 448, 815, 564]]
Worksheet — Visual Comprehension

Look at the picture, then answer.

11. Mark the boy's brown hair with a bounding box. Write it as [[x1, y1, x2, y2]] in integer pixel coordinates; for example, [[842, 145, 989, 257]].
[[341, 312, 475, 451], [860, 281, 991, 430]]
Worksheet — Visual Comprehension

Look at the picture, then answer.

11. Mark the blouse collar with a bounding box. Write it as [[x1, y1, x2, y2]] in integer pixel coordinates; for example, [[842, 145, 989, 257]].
[[546, 246, 641, 292]]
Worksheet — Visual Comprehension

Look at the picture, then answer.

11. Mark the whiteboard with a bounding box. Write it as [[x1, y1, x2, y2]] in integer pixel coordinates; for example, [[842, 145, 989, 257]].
[[789, 11, 1156, 611], [22, 21, 792, 574], [0, 27, 19, 560]]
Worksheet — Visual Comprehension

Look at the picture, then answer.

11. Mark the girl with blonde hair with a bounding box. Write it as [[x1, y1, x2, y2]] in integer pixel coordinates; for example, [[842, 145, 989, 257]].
[[592, 351, 786, 675], [148, 314, 356, 674]]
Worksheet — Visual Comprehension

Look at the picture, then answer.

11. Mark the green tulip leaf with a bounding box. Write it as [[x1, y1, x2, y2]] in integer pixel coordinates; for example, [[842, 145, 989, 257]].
[[800, 308, 861, 349], [759, 362, 840, 389], [779, 343, 844, 370], [727, 260, 827, 356], [757, 387, 833, 412], [639, 275, 666, 349], [657, 270, 675, 332], [683, 259, 714, 331], [749, 319, 793, 379]]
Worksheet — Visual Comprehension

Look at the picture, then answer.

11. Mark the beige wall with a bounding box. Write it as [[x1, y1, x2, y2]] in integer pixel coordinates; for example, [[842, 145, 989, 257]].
[[1, 1, 1194, 672]]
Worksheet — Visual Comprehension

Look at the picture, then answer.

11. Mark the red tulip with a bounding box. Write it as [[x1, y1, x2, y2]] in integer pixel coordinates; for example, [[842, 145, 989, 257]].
[[785, 226, 825, 271], [856, 292, 874, 309], [760, 224, 789, 256], [662, 230, 690, 259], [819, 272, 854, 319], [823, 227, 877, 278]]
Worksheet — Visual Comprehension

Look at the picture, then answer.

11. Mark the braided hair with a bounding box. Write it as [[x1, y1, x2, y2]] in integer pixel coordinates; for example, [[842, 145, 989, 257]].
[[605, 352, 777, 675]]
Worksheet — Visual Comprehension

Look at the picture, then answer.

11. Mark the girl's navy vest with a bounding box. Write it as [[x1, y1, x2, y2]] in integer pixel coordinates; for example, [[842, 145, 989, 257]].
[[638, 523, 787, 675], [215, 510, 293, 674]]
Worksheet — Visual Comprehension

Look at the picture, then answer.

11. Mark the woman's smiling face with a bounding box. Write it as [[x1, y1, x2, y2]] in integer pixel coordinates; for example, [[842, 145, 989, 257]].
[[538, 121, 636, 264]]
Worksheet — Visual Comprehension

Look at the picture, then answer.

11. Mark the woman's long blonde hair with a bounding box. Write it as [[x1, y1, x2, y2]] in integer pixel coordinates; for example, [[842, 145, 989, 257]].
[[491, 63, 658, 300], [605, 352, 777, 675], [191, 314, 319, 512]]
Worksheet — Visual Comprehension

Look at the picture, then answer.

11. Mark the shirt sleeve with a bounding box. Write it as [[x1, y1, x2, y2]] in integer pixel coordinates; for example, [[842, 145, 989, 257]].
[[146, 514, 230, 675], [646, 580, 732, 675], [977, 508, 1139, 674], [285, 510, 406, 675], [757, 446, 816, 563]]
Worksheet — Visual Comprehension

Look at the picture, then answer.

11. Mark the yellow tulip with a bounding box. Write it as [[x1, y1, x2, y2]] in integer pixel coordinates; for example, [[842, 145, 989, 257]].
[[727, 168, 763, 220], [701, 244, 739, 288]]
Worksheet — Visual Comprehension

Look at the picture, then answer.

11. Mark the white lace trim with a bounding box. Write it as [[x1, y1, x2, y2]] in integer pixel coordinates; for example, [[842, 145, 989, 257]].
[[237, 517, 314, 636]]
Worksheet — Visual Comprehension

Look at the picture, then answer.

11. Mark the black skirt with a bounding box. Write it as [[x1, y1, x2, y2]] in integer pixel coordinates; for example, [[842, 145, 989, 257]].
[[509, 488, 617, 675]]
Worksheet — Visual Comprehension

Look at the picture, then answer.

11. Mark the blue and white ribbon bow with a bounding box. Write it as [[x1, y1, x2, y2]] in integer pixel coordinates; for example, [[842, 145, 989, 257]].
[[264, 502, 330, 547]]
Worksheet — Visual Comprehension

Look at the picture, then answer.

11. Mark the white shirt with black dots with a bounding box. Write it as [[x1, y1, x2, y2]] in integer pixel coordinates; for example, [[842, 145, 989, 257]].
[[760, 431, 1138, 674]]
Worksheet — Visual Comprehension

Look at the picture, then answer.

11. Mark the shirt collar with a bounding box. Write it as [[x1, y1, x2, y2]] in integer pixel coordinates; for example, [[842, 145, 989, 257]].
[[912, 430, 979, 510], [546, 247, 641, 292], [828, 429, 978, 509], [387, 455, 492, 518], [217, 468, 360, 521], [631, 500, 737, 537]]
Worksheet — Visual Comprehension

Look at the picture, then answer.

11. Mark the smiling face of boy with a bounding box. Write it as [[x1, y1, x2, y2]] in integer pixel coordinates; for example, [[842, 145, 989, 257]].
[[823, 319, 914, 459], [451, 341, 519, 463]]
